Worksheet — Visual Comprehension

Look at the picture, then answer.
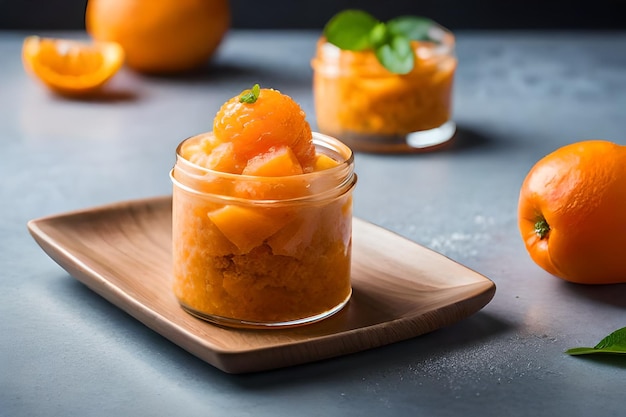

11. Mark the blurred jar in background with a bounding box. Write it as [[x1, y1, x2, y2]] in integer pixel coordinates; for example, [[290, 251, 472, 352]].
[[312, 23, 457, 153]]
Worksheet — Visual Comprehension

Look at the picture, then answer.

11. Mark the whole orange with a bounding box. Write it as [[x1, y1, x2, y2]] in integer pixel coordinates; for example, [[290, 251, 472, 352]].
[[85, 0, 230, 74], [518, 140, 626, 284]]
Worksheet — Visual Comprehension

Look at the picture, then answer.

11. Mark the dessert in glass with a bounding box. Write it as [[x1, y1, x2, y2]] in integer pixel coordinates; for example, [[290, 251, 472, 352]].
[[170, 85, 357, 328], [312, 12, 457, 153]]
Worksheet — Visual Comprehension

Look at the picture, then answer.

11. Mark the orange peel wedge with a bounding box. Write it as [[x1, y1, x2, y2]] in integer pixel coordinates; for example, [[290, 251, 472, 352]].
[[22, 36, 124, 96]]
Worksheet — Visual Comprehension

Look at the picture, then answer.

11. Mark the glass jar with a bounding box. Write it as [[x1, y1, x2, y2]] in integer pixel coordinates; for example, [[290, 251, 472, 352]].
[[170, 132, 357, 329], [311, 23, 457, 153]]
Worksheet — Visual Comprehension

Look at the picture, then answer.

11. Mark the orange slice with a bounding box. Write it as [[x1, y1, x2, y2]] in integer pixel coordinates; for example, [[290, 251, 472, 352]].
[[22, 36, 124, 96]]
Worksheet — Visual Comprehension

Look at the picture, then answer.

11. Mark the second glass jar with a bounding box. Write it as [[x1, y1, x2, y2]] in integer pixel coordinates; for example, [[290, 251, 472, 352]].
[[312, 23, 457, 153]]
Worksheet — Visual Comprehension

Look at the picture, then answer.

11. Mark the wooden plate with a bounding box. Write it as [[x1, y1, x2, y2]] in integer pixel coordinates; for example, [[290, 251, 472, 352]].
[[27, 196, 495, 374]]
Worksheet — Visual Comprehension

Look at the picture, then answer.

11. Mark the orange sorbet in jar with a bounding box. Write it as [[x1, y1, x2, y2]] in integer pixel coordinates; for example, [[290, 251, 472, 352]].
[[312, 11, 457, 153], [170, 84, 357, 328]]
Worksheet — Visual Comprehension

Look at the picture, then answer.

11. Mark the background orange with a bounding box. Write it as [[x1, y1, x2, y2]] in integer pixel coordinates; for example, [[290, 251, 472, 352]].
[[85, 0, 230, 74]]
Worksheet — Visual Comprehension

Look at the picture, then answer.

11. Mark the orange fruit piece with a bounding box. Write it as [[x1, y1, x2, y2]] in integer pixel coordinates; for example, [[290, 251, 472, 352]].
[[314, 153, 340, 171], [213, 86, 316, 171], [207, 205, 292, 253], [22, 36, 124, 96], [237, 147, 308, 200], [85, 0, 230, 74], [242, 147, 304, 177], [518, 140, 626, 284]]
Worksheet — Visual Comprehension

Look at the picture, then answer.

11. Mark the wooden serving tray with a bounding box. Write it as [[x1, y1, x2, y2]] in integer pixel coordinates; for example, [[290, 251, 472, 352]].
[[28, 196, 495, 374]]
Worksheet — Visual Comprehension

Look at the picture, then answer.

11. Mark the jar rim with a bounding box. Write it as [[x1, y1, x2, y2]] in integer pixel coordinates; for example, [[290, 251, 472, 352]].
[[171, 131, 357, 204], [311, 23, 455, 74]]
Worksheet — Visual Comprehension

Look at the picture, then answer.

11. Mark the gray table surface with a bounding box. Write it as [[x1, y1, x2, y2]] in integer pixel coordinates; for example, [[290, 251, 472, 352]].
[[2, 29, 626, 417]]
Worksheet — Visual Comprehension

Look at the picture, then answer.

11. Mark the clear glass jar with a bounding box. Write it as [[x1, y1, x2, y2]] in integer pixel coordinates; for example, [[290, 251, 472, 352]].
[[311, 23, 457, 153], [170, 132, 356, 329]]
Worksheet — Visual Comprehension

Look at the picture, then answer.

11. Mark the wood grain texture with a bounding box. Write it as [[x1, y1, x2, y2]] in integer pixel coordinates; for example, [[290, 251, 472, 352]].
[[27, 196, 495, 374]]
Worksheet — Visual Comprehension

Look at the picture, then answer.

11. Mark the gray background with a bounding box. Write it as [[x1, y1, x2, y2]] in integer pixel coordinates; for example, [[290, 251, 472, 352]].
[[2, 0, 626, 414], [2, 27, 626, 416]]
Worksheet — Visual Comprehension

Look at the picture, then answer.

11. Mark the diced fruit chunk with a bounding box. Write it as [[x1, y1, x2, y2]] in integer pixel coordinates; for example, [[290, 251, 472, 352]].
[[204, 142, 241, 173], [242, 146, 303, 176], [267, 211, 320, 258], [314, 153, 340, 171], [237, 147, 309, 199], [207, 205, 291, 253]]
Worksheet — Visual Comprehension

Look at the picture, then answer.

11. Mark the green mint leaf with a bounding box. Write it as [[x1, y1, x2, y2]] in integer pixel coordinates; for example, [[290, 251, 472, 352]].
[[375, 35, 414, 74], [323, 9, 378, 51], [594, 327, 626, 350], [387, 16, 434, 41], [323, 9, 438, 73], [565, 347, 602, 356], [566, 327, 626, 356], [239, 83, 261, 104], [369, 22, 389, 48]]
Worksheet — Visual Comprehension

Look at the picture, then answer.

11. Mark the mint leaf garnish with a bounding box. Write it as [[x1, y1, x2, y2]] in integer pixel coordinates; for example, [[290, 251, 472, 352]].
[[323, 10, 378, 51], [566, 327, 626, 356], [387, 16, 434, 41], [375, 35, 414, 75], [369, 22, 389, 47], [323, 9, 436, 74], [239, 83, 261, 104]]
